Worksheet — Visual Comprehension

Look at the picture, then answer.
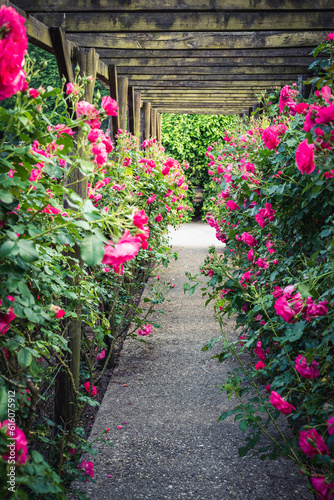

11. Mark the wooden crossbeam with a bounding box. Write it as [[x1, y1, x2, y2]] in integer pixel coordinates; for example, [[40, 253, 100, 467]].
[[14, 0, 333, 11], [66, 31, 329, 50], [118, 66, 307, 75], [100, 56, 315, 68], [30, 12, 334, 33], [128, 74, 298, 82], [157, 109, 245, 114]]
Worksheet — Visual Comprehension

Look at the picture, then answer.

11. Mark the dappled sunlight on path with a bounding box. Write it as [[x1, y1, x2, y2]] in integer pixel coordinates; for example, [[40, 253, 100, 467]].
[[79, 222, 311, 500]]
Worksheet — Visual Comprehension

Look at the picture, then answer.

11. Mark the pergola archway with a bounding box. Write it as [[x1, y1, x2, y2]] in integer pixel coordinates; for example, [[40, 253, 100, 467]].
[[6, 0, 333, 140]]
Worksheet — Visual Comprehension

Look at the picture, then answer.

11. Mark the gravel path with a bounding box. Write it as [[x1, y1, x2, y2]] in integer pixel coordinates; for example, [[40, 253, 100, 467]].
[[79, 222, 312, 500]]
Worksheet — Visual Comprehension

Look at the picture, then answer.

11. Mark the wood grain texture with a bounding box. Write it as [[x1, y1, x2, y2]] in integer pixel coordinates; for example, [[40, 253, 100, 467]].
[[116, 66, 306, 75], [30, 12, 334, 33], [66, 31, 328, 50], [14, 0, 334, 11], [128, 73, 297, 81]]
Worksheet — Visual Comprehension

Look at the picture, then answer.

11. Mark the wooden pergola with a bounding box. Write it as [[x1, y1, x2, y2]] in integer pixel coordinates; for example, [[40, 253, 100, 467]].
[[4, 0, 334, 142]]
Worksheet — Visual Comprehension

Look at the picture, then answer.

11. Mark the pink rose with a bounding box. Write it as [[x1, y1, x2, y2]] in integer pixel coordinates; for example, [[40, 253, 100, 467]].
[[83, 382, 97, 396], [311, 475, 334, 500], [101, 96, 118, 116], [269, 391, 295, 415], [327, 415, 334, 435], [262, 126, 279, 150], [76, 101, 100, 128], [78, 460, 95, 481], [296, 139, 315, 174], [255, 360, 266, 370], [226, 200, 240, 211], [133, 209, 148, 229], [315, 104, 334, 124], [0, 306, 16, 334], [274, 294, 303, 323], [138, 324, 152, 336], [295, 355, 320, 379], [28, 88, 39, 99], [147, 194, 156, 204], [241, 232, 257, 247], [92, 142, 108, 166], [102, 230, 142, 274], [155, 214, 163, 222], [254, 341, 265, 361], [299, 428, 328, 458]]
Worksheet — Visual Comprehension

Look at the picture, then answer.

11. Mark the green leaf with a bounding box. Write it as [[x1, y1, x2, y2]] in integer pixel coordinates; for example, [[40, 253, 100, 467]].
[[17, 348, 32, 367], [24, 307, 40, 323], [32, 450, 44, 464], [238, 446, 249, 457], [44, 163, 63, 179], [73, 220, 91, 230], [0, 388, 9, 420], [0, 190, 14, 203], [17, 239, 39, 262], [80, 235, 105, 266], [79, 159, 94, 175], [0, 240, 16, 258]]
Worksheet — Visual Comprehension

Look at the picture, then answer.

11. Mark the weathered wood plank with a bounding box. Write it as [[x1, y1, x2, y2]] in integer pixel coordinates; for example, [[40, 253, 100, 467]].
[[31, 12, 334, 33], [128, 86, 135, 134], [49, 27, 74, 83], [128, 74, 298, 81], [14, 0, 334, 11], [151, 108, 157, 138], [101, 56, 315, 67], [67, 31, 327, 50], [87, 47, 319, 59], [141, 90, 258, 95], [133, 81, 286, 89], [118, 66, 306, 75], [157, 109, 242, 114], [118, 77, 128, 132], [134, 92, 141, 138], [108, 65, 119, 142], [142, 99, 257, 104], [143, 102, 151, 140]]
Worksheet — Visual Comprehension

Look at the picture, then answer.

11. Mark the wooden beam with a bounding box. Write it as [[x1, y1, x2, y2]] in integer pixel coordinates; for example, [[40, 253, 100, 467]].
[[128, 85, 135, 134], [49, 27, 74, 83], [134, 92, 141, 138], [87, 47, 321, 59], [16, 0, 333, 11], [66, 31, 328, 51], [31, 12, 334, 33], [118, 66, 306, 75], [128, 74, 298, 82], [157, 109, 241, 115], [101, 56, 314, 68], [118, 77, 128, 132], [143, 101, 151, 140], [73, 46, 99, 110], [150, 108, 157, 138], [108, 64, 119, 142], [157, 113, 162, 144]]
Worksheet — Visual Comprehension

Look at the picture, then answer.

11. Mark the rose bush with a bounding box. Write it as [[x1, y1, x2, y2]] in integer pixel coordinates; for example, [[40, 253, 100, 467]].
[[189, 34, 334, 500], [0, 6, 192, 497]]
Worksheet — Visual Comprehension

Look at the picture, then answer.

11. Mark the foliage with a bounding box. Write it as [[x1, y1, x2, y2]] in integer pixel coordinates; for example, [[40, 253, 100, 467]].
[[0, 24, 192, 499], [187, 34, 334, 500], [162, 113, 236, 186]]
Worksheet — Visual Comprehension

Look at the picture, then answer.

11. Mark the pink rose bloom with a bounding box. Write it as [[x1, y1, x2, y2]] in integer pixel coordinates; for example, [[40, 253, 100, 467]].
[[92, 142, 108, 166], [327, 415, 334, 435], [311, 475, 334, 500], [147, 194, 156, 204], [256, 258, 269, 269], [83, 382, 97, 396], [226, 200, 240, 211], [0, 420, 28, 465], [76, 101, 100, 128], [274, 294, 303, 323], [315, 105, 334, 124], [304, 104, 321, 132], [295, 355, 320, 379], [78, 460, 95, 481], [265, 384, 271, 392], [133, 209, 148, 229], [138, 324, 152, 336], [102, 230, 142, 274], [247, 248, 254, 262], [0, 306, 16, 334], [305, 298, 328, 320], [295, 102, 309, 115], [279, 85, 297, 115], [136, 225, 150, 250], [241, 232, 257, 247], [255, 360, 266, 370], [269, 391, 295, 415], [254, 341, 265, 361], [101, 96, 118, 116], [0, 6, 28, 100], [155, 214, 163, 222], [96, 349, 105, 360], [87, 128, 103, 143], [55, 308, 65, 319], [299, 428, 329, 458], [262, 126, 279, 150], [28, 88, 39, 99], [296, 139, 315, 174], [255, 213, 266, 228]]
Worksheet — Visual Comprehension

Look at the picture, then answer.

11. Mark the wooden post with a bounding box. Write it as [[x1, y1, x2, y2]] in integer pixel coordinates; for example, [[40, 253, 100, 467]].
[[108, 64, 119, 142], [143, 101, 151, 140], [118, 76, 128, 132], [49, 27, 74, 114], [134, 92, 141, 137], [157, 113, 162, 143], [248, 106, 253, 118], [150, 107, 157, 138], [53, 45, 99, 429], [128, 85, 135, 134]]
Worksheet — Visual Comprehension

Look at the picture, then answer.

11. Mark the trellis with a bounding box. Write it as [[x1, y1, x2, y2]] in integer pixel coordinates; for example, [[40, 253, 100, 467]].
[[3, 0, 334, 141]]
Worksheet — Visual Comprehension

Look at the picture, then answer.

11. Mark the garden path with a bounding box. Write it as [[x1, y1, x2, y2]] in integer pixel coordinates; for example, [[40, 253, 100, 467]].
[[80, 221, 312, 500]]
